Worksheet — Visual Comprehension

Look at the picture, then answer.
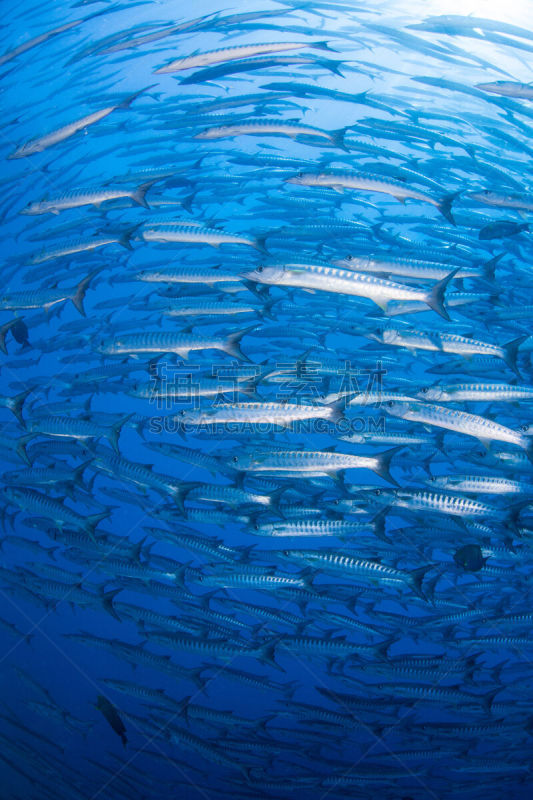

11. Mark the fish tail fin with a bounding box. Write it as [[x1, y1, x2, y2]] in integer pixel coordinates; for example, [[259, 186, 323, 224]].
[[85, 511, 109, 540], [482, 688, 500, 714], [503, 335, 527, 378], [269, 486, 287, 517], [181, 192, 196, 214], [425, 267, 459, 320], [525, 441, 533, 468], [223, 325, 257, 361], [438, 192, 458, 225], [0, 319, 18, 355], [9, 388, 33, 426], [482, 253, 503, 280], [259, 296, 277, 320], [199, 590, 218, 611], [323, 58, 344, 77], [374, 635, 396, 661], [253, 234, 269, 254], [108, 412, 133, 454], [101, 588, 122, 621], [372, 446, 402, 486], [282, 679, 300, 700], [256, 635, 284, 673], [371, 507, 391, 543], [73, 459, 92, 486], [312, 40, 337, 51], [189, 669, 207, 691], [131, 179, 157, 209], [118, 84, 157, 110], [330, 127, 350, 152], [408, 564, 434, 601], [72, 268, 100, 316], [119, 226, 138, 251], [326, 396, 349, 424], [17, 433, 35, 465]]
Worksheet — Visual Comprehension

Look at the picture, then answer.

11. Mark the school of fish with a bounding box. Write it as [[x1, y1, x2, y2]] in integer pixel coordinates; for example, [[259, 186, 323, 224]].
[[1, 1, 533, 799]]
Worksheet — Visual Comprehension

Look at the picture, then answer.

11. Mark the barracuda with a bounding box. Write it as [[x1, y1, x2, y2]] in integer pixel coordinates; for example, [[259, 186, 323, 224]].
[[476, 81, 533, 99], [179, 55, 345, 85], [135, 265, 243, 285], [141, 224, 266, 251], [194, 119, 347, 149], [29, 234, 132, 264], [0, 269, 99, 316], [376, 488, 499, 517], [155, 40, 333, 73], [2, 460, 92, 490], [252, 519, 374, 537], [386, 400, 533, 458], [9, 86, 152, 158], [371, 328, 526, 376], [179, 400, 344, 427], [96, 326, 255, 361], [427, 475, 532, 494], [27, 414, 131, 454], [278, 633, 386, 660], [283, 549, 431, 598], [376, 682, 496, 710], [335, 253, 487, 280], [168, 726, 251, 781], [2, 486, 109, 539], [244, 263, 457, 319], [197, 571, 310, 590], [92, 450, 189, 507], [418, 382, 533, 402], [161, 299, 262, 317], [232, 446, 401, 485], [129, 377, 254, 401], [185, 483, 282, 510], [286, 171, 457, 223], [21, 181, 156, 215]]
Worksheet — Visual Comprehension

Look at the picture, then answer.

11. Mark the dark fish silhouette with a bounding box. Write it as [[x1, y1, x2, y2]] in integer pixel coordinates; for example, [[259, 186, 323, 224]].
[[94, 695, 127, 747], [454, 544, 487, 572], [11, 318, 30, 348], [479, 220, 530, 239]]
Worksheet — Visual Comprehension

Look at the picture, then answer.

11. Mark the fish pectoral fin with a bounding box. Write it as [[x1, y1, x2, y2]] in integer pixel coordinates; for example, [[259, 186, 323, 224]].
[[477, 437, 492, 450]]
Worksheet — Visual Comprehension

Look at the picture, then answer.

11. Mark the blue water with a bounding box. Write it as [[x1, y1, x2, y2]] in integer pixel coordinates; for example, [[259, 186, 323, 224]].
[[2, 1, 533, 798]]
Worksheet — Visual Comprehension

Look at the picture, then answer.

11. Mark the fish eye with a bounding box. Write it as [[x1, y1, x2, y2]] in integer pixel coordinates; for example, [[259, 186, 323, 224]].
[[232, 456, 239, 463], [374, 489, 382, 496], [520, 424, 529, 432], [179, 409, 186, 417], [420, 387, 429, 394], [254, 523, 260, 530], [256, 266, 264, 273], [386, 400, 394, 408]]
